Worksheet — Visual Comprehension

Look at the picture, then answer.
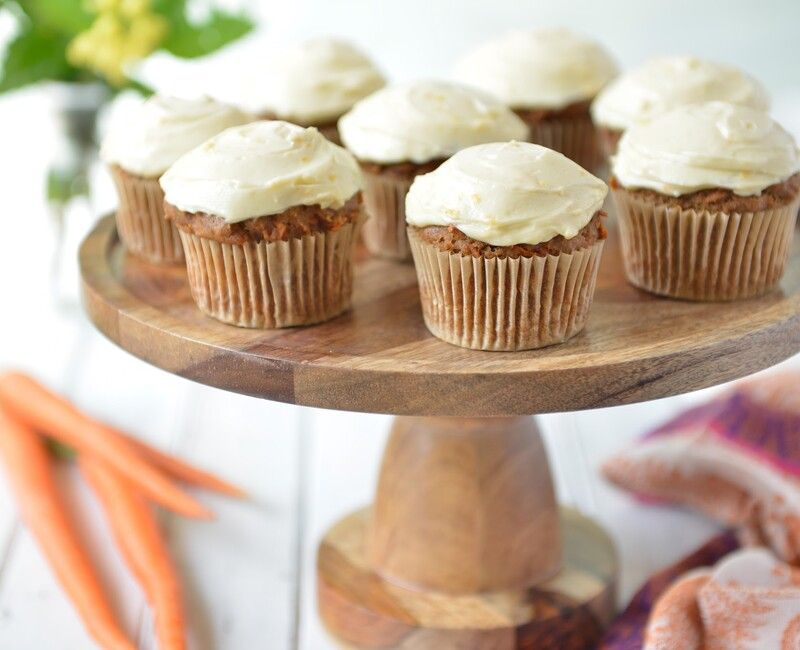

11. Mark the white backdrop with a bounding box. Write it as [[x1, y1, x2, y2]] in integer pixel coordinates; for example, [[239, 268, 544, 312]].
[[140, 0, 800, 103]]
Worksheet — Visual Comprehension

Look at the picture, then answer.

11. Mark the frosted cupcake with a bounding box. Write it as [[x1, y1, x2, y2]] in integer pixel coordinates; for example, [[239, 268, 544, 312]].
[[592, 56, 768, 158], [338, 81, 528, 260], [611, 102, 800, 301], [101, 95, 250, 264], [160, 121, 364, 328], [454, 28, 617, 172], [406, 141, 608, 351], [237, 38, 385, 144]]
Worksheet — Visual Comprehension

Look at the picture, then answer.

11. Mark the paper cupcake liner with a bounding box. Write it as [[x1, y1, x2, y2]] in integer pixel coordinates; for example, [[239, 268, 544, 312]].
[[361, 169, 413, 261], [613, 188, 800, 301], [178, 219, 361, 328], [597, 126, 623, 161], [523, 115, 602, 173], [109, 166, 184, 264], [408, 229, 605, 351]]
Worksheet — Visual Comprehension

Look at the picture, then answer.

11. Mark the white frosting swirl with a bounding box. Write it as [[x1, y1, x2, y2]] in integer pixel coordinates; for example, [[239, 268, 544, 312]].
[[238, 38, 385, 125], [453, 28, 618, 110], [160, 121, 363, 223], [337, 81, 529, 164], [100, 95, 252, 177], [406, 141, 608, 246], [592, 56, 769, 130], [612, 102, 800, 197]]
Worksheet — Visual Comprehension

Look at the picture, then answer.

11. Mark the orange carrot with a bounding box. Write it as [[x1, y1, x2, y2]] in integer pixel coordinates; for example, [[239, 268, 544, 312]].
[[0, 372, 211, 519], [81, 457, 186, 650], [119, 432, 245, 498], [0, 407, 136, 650]]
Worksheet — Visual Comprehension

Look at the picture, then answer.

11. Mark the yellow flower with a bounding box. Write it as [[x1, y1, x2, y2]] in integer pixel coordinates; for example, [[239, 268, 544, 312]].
[[120, 0, 151, 17], [67, 0, 166, 86]]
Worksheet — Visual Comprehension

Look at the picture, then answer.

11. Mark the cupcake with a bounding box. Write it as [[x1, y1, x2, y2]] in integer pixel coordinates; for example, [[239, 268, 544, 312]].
[[611, 101, 800, 301], [160, 121, 364, 328], [338, 81, 528, 260], [454, 28, 617, 172], [101, 95, 251, 264], [592, 56, 769, 159], [406, 141, 608, 351], [237, 37, 385, 144]]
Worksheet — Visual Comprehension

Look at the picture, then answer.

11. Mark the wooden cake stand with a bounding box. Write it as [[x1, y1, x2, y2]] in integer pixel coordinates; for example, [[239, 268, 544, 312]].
[[80, 215, 800, 649]]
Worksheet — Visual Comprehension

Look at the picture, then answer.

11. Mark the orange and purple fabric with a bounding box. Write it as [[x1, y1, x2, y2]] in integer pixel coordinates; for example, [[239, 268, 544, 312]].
[[600, 371, 800, 649]]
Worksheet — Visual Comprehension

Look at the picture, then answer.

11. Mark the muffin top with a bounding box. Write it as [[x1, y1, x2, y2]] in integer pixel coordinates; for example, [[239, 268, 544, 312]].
[[337, 81, 529, 165], [406, 141, 608, 246], [237, 37, 385, 125], [612, 102, 800, 197], [453, 28, 617, 110], [160, 120, 363, 224], [100, 95, 252, 178], [592, 56, 769, 131]]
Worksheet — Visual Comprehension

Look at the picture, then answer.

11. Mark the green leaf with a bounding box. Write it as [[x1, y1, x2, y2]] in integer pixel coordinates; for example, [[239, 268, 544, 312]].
[[46, 439, 76, 461], [22, 0, 93, 36], [124, 77, 155, 97], [158, 8, 253, 59], [0, 22, 76, 93], [47, 164, 89, 204]]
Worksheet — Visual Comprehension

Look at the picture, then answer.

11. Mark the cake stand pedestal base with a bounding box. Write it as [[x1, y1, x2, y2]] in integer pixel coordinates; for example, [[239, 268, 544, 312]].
[[317, 416, 617, 649]]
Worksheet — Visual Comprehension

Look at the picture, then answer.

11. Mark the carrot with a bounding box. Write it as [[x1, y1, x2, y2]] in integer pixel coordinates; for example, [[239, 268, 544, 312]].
[[119, 432, 245, 498], [81, 457, 186, 650], [0, 372, 211, 519], [0, 407, 136, 650]]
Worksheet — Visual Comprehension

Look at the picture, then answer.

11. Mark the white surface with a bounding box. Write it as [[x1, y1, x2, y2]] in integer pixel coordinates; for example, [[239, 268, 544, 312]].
[[1, 2, 799, 645]]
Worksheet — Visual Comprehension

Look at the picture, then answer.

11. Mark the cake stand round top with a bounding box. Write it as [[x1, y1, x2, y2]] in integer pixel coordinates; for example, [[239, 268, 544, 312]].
[[80, 215, 800, 417]]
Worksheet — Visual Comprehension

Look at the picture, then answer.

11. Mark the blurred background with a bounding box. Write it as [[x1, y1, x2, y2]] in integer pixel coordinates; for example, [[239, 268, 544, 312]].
[[0, 1, 798, 648]]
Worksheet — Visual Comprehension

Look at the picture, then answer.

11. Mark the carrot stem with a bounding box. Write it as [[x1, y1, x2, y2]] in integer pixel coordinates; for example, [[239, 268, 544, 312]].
[[81, 457, 186, 650], [0, 372, 212, 519], [0, 406, 136, 650]]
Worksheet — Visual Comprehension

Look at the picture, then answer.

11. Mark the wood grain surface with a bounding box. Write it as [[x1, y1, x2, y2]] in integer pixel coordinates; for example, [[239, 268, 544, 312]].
[[318, 506, 616, 650], [80, 214, 800, 416], [368, 417, 561, 594]]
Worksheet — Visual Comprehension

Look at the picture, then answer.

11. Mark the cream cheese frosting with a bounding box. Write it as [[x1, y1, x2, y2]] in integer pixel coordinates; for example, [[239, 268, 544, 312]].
[[238, 37, 385, 125], [406, 141, 608, 246], [160, 120, 363, 223], [591, 56, 769, 130], [612, 102, 800, 197], [337, 81, 529, 164], [100, 95, 252, 178], [453, 28, 618, 110]]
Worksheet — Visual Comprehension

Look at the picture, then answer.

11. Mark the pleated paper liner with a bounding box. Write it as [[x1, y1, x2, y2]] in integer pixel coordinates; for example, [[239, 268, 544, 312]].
[[408, 229, 605, 351], [522, 115, 603, 174], [361, 169, 413, 261], [613, 189, 800, 301], [178, 218, 362, 328], [109, 166, 184, 264], [596, 126, 623, 162]]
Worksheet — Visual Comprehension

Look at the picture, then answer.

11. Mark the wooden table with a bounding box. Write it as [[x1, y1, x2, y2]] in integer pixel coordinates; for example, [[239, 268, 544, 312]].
[[76, 214, 800, 649]]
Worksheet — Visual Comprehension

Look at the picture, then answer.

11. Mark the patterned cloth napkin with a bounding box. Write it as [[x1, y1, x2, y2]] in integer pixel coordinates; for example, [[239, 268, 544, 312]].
[[599, 372, 800, 648], [599, 532, 739, 649], [603, 372, 800, 563], [642, 547, 800, 649]]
